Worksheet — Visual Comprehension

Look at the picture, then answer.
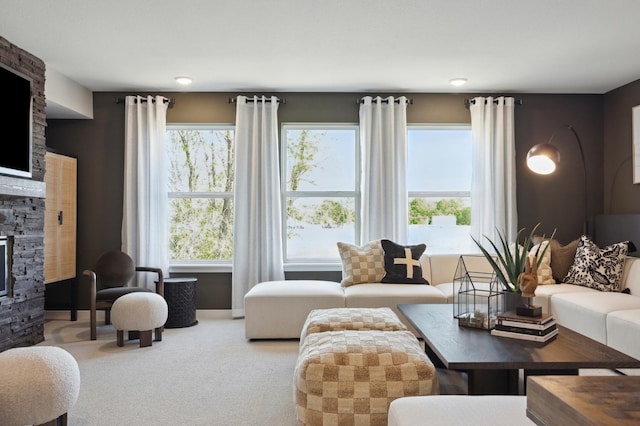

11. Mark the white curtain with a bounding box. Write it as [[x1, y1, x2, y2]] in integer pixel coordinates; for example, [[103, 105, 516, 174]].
[[469, 96, 517, 245], [359, 96, 408, 243], [122, 95, 169, 288], [232, 95, 284, 318]]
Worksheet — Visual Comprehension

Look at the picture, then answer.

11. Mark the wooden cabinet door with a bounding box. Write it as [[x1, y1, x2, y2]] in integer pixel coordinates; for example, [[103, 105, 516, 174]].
[[44, 152, 77, 284]]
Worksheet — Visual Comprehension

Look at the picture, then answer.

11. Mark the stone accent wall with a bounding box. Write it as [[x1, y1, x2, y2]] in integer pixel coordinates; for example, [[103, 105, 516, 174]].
[[0, 37, 47, 351]]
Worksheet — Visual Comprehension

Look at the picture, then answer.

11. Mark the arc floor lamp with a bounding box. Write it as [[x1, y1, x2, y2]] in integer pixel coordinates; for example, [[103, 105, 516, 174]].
[[526, 124, 588, 235]]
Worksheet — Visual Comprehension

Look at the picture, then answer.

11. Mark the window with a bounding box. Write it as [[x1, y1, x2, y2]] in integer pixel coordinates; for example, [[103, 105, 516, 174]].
[[165, 123, 468, 265], [166, 125, 234, 263], [407, 126, 473, 253], [282, 125, 359, 262]]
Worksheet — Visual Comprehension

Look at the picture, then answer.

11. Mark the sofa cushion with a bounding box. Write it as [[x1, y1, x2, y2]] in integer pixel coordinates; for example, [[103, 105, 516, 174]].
[[388, 395, 533, 426], [424, 254, 463, 286], [621, 257, 640, 295], [551, 292, 640, 343], [564, 236, 629, 292], [432, 283, 457, 303], [344, 283, 447, 333], [344, 283, 448, 307], [547, 238, 579, 282], [606, 309, 640, 361], [337, 240, 385, 287], [381, 239, 428, 284], [530, 283, 597, 314], [244, 280, 346, 339]]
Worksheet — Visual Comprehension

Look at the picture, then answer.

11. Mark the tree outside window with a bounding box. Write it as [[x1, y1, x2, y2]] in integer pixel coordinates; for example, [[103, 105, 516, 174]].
[[165, 124, 472, 263], [283, 126, 359, 260], [166, 126, 234, 261]]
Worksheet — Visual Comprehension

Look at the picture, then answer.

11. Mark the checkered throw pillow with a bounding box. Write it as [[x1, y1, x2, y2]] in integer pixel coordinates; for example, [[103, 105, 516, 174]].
[[337, 240, 385, 287]]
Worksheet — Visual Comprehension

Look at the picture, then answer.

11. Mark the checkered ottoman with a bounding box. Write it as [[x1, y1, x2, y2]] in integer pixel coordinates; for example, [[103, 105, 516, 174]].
[[294, 329, 439, 426], [299, 307, 408, 342]]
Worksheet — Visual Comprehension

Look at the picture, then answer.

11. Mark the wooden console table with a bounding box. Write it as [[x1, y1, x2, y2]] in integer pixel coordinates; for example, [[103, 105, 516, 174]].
[[527, 375, 640, 425]]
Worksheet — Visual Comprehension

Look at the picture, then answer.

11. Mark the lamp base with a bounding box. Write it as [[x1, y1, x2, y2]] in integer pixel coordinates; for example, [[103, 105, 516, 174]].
[[516, 304, 542, 317]]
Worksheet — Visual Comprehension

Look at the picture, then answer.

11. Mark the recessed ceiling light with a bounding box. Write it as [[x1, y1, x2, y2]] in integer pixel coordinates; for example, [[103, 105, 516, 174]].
[[175, 76, 193, 86], [449, 78, 468, 87]]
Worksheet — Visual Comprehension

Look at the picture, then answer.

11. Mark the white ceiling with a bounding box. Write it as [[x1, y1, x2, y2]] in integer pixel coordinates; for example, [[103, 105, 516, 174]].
[[2, 0, 640, 95]]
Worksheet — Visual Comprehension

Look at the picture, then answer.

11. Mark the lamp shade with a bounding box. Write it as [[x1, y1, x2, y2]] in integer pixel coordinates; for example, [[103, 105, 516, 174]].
[[527, 143, 560, 175]]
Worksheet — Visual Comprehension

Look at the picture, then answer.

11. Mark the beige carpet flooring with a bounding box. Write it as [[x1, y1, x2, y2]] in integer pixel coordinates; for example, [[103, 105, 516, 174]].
[[41, 310, 300, 426], [39, 310, 622, 425]]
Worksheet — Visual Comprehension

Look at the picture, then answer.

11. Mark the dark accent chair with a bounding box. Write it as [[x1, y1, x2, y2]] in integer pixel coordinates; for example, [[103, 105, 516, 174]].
[[83, 250, 164, 340]]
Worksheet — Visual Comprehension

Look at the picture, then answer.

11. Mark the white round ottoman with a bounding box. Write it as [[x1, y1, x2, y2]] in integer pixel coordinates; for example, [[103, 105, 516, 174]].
[[111, 292, 168, 347], [0, 346, 81, 426]]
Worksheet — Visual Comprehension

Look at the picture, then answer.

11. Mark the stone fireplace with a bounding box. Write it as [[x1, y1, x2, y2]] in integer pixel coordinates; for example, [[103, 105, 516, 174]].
[[0, 37, 48, 351]]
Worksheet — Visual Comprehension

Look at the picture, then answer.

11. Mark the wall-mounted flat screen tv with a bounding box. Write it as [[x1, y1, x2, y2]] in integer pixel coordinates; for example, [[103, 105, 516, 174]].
[[0, 63, 33, 178]]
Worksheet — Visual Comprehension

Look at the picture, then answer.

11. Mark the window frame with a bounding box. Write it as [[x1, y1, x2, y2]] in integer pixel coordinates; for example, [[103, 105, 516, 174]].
[[166, 123, 235, 272], [407, 123, 472, 200], [281, 123, 361, 266], [407, 123, 473, 253]]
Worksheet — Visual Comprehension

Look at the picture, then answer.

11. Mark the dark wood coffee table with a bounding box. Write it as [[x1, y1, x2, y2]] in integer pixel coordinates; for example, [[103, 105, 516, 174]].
[[398, 304, 640, 395]]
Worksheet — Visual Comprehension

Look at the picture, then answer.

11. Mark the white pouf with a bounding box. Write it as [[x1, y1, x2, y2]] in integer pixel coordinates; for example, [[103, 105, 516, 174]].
[[0, 346, 81, 426], [111, 292, 168, 347]]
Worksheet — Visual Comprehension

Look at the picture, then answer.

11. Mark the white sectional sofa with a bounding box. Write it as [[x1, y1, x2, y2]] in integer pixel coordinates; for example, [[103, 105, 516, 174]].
[[245, 253, 640, 363], [244, 254, 457, 339]]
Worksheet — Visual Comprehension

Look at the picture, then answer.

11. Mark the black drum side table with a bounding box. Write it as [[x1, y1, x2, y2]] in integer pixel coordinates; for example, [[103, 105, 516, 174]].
[[163, 277, 198, 328]]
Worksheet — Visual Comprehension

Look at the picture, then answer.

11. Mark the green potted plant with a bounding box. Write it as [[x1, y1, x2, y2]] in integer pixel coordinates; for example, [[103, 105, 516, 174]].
[[471, 223, 555, 293]]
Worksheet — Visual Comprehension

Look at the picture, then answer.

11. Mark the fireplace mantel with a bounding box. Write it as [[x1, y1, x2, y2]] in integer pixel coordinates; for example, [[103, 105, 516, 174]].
[[0, 175, 46, 198]]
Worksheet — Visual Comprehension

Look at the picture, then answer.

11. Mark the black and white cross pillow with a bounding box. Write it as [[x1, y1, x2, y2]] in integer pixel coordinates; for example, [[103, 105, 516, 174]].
[[380, 239, 429, 284]]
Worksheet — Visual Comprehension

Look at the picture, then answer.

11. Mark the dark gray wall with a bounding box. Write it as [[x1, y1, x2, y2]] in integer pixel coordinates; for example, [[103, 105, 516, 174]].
[[46, 91, 606, 310], [604, 79, 640, 213], [515, 94, 603, 241]]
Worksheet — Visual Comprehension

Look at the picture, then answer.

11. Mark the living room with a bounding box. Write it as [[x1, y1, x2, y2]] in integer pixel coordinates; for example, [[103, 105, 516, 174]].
[[2, 1, 640, 425]]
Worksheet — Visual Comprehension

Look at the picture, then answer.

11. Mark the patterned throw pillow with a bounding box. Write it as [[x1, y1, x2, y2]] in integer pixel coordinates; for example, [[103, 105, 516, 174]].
[[564, 235, 629, 292], [337, 240, 385, 287], [529, 240, 555, 285], [380, 239, 429, 284]]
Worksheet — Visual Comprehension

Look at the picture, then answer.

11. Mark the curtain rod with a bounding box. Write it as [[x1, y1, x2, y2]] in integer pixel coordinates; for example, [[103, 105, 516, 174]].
[[228, 97, 286, 104], [358, 97, 413, 105], [464, 98, 523, 108], [115, 97, 175, 107]]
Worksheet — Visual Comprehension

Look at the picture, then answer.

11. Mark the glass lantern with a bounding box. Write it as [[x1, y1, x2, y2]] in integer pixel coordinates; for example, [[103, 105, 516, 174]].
[[453, 255, 503, 330]]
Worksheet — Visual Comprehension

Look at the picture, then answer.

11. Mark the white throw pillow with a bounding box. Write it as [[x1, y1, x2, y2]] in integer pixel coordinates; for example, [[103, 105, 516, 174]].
[[529, 240, 555, 285]]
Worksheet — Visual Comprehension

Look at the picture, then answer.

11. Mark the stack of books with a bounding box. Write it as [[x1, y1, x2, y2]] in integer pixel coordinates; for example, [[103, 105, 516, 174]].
[[490, 311, 558, 342]]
